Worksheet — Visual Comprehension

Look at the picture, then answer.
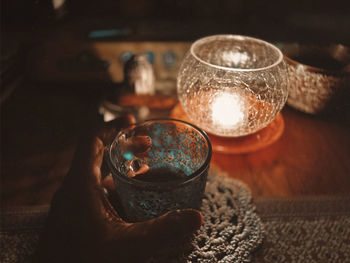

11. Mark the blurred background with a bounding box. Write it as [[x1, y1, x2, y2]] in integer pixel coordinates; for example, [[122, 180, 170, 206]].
[[2, 0, 350, 94], [2, 0, 350, 42]]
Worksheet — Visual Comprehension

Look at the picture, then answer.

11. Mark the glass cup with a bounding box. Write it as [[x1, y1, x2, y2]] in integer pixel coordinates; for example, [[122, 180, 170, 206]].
[[107, 119, 212, 222]]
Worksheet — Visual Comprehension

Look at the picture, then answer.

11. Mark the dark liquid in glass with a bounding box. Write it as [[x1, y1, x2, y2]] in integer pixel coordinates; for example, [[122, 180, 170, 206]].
[[133, 167, 187, 182]]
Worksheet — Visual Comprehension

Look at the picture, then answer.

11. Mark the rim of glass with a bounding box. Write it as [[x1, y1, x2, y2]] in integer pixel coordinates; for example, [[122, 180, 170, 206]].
[[190, 34, 284, 72], [107, 118, 212, 189]]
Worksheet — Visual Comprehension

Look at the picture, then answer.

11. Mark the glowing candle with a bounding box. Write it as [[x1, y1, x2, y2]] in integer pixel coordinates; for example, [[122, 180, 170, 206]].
[[211, 93, 245, 128], [177, 35, 289, 137]]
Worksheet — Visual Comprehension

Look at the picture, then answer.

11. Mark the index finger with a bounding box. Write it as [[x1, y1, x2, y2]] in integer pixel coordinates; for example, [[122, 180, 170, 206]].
[[96, 114, 136, 146]]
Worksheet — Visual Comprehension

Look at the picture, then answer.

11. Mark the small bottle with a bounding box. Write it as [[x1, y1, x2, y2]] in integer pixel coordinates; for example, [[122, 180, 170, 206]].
[[124, 55, 155, 95]]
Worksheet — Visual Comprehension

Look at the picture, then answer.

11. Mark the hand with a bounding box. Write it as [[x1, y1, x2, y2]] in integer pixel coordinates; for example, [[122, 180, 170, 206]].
[[34, 115, 203, 263]]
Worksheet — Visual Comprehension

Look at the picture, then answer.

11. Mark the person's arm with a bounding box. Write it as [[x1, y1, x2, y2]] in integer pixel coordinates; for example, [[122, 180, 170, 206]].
[[34, 115, 202, 263]]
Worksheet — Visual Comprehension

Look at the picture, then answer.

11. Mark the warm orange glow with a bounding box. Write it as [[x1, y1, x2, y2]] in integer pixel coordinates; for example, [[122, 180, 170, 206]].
[[211, 93, 244, 128]]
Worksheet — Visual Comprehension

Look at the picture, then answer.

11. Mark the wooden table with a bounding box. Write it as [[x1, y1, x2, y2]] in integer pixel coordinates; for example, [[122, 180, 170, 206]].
[[212, 107, 350, 197], [1, 84, 350, 208]]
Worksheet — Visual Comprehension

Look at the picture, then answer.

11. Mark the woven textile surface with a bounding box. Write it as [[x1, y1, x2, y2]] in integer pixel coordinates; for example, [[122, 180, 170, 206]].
[[1, 168, 263, 263], [254, 196, 350, 262], [3, 169, 350, 262]]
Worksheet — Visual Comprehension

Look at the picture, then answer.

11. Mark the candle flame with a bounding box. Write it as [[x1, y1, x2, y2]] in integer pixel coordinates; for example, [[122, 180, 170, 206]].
[[211, 93, 244, 127]]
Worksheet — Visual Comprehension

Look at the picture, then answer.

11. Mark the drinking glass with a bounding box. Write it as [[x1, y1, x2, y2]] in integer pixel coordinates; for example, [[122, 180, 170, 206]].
[[107, 119, 212, 222]]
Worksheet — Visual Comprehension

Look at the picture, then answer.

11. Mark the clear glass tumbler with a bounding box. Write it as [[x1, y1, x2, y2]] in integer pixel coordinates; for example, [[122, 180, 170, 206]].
[[107, 119, 212, 222]]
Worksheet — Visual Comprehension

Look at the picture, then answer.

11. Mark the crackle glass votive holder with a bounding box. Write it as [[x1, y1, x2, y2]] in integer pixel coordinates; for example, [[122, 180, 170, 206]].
[[177, 34, 289, 137]]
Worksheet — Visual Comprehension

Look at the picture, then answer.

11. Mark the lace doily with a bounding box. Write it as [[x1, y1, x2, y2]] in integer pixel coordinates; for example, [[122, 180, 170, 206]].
[[0, 169, 264, 263], [170, 168, 264, 262]]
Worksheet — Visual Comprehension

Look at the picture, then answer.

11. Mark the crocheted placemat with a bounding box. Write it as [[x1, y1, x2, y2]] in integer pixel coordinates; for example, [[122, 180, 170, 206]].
[[180, 168, 264, 262], [3, 173, 350, 263], [0, 168, 264, 263]]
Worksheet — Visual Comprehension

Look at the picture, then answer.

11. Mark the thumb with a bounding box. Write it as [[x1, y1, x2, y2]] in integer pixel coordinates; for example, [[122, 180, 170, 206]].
[[130, 209, 203, 255]]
